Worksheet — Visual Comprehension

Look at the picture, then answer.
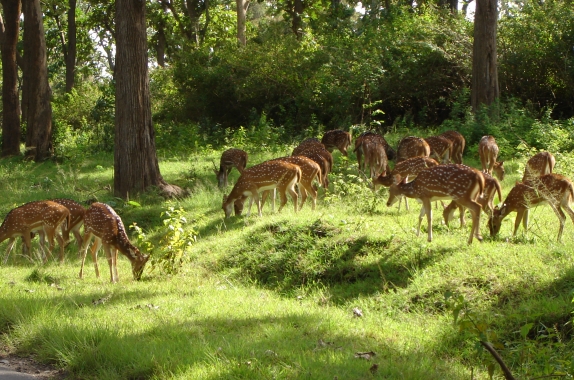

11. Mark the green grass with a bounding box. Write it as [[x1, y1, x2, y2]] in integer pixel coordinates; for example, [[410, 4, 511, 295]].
[[1, 147, 573, 379]]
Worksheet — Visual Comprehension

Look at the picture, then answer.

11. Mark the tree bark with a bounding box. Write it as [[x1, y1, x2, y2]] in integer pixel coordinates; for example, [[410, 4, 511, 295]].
[[22, 0, 53, 161], [471, 0, 499, 113], [0, 0, 22, 157], [115, 0, 184, 199], [236, 0, 249, 46], [66, 0, 77, 92]]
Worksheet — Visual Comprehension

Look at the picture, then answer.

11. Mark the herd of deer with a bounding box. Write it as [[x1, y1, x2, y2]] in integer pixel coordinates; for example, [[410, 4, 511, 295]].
[[216, 129, 573, 245], [0, 129, 571, 283], [0, 199, 149, 283]]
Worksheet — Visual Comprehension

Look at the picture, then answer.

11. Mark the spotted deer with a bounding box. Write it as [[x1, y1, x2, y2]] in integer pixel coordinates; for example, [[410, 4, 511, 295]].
[[373, 156, 439, 193], [425, 135, 453, 164], [321, 130, 352, 156], [443, 171, 502, 227], [354, 132, 396, 172], [361, 134, 389, 180], [522, 151, 555, 182], [79, 202, 149, 283], [292, 144, 332, 188], [1, 200, 70, 263], [260, 156, 322, 210], [396, 136, 431, 163], [488, 174, 574, 241], [439, 131, 465, 164], [222, 161, 302, 218], [51, 199, 86, 249], [479, 135, 505, 180], [292, 138, 324, 156], [387, 164, 485, 244], [213, 148, 248, 189]]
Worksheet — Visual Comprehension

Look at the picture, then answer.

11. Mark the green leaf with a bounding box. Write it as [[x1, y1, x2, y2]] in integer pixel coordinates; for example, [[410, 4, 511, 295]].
[[127, 200, 142, 207], [520, 323, 534, 339]]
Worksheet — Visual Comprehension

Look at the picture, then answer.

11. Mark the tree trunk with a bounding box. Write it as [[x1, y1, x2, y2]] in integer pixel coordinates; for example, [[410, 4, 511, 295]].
[[156, 2, 167, 67], [115, 0, 184, 199], [236, 0, 249, 46], [66, 0, 76, 92], [0, 0, 22, 157], [22, 0, 53, 161], [471, 0, 499, 113]]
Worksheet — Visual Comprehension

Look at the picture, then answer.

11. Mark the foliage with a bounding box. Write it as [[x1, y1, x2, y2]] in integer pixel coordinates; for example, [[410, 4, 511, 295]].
[[149, 206, 198, 275]]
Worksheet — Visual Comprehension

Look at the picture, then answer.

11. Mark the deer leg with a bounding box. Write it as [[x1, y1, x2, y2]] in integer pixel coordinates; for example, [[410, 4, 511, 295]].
[[90, 238, 102, 278], [420, 200, 433, 242], [513, 209, 526, 236], [73, 229, 84, 254], [112, 247, 119, 282], [56, 233, 66, 263], [456, 199, 482, 244], [288, 185, 299, 213], [548, 203, 566, 241], [102, 244, 116, 283], [3, 238, 17, 264], [79, 232, 93, 279]]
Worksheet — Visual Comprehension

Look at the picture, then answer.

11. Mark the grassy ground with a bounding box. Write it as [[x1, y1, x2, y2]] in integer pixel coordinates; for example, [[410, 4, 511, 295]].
[[1, 146, 573, 379]]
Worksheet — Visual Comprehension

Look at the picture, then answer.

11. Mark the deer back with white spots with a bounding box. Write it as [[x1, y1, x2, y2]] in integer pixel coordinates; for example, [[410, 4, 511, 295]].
[[489, 173, 574, 241], [321, 130, 352, 156], [1, 200, 70, 264], [522, 151, 555, 182], [79, 202, 149, 283], [222, 161, 302, 218], [396, 136, 431, 163], [387, 164, 485, 244], [424, 135, 453, 164]]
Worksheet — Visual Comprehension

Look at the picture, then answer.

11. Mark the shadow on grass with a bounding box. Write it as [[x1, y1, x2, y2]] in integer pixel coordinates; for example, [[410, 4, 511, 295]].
[[0, 295, 469, 380]]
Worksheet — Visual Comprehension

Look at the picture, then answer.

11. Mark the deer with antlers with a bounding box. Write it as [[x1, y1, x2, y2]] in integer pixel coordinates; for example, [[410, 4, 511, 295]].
[[321, 130, 352, 156], [488, 173, 574, 241], [439, 131, 465, 164], [1, 200, 70, 263], [79, 202, 149, 283], [522, 151, 555, 182], [396, 136, 431, 163], [213, 148, 248, 189], [425, 135, 453, 164], [354, 132, 396, 172], [443, 171, 502, 227], [479, 135, 505, 180], [387, 164, 485, 244], [222, 160, 302, 218]]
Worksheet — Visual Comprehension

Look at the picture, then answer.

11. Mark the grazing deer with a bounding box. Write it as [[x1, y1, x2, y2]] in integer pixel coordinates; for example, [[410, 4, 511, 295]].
[[443, 171, 502, 227], [79, 202, 149, 283], [361, 134, 389, 180], [522, 151, 555, 182], [424, 136, 453, 164], [51, 199, 86, 249], [321, 130, 352, 156], [1, 200, 70, 263], [396, 136, 431, 163], [488, 174, 574, 241], [354, 132, 395, 172], [387, 164, 485, 244], [213, 148, 248, 189], [479, 135, 505, 180], [292, 138, 324, 156], [292, 144, 332, 188], [222, 161, 302, 218], [260, 156, 322, 210], [373, 156, 439, 190], [439, 131, 465, 164]]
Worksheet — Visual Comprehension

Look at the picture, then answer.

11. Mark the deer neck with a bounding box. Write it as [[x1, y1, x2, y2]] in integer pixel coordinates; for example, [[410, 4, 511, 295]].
[[398, 181, 418, 199]]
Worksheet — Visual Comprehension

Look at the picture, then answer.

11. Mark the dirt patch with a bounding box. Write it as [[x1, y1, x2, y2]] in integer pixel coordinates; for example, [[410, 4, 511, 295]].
[[0, 354, 68, 379]]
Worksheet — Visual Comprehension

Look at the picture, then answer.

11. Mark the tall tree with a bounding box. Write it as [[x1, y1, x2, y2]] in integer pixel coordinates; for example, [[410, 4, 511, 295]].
[[115, 0, 184, 198], [22, 0, 53, 161], [0, 0, 22, 157], [66, 0, 77, 91], [236, 0, 249, 46], [471, 0, 499, 113]]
